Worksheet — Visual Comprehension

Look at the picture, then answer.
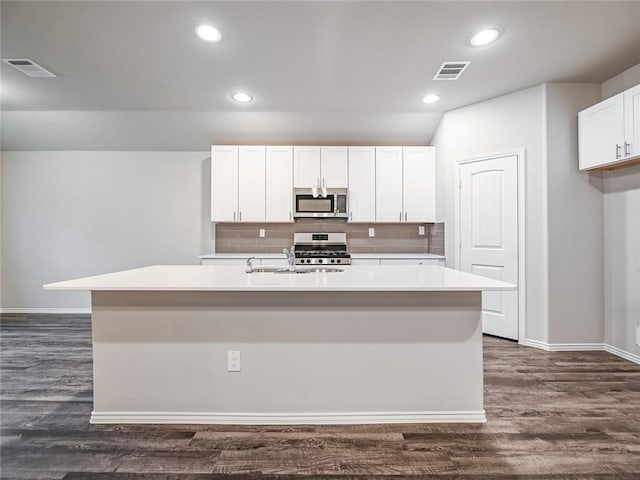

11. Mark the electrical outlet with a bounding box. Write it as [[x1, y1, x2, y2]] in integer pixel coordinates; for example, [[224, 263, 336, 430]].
[[418, 225, 425, 236], [368, 227, 375, 237], [259, 228, 266, 238], [636, 326, 640, 347], [227, 350, 241, 372]]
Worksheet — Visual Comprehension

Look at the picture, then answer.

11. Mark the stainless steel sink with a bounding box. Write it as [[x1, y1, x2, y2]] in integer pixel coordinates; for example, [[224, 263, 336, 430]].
[[274, 269, 311, 274], [246, 267, 286, 273], [296, 267, 344, 273], [247, 267, 343, 274]]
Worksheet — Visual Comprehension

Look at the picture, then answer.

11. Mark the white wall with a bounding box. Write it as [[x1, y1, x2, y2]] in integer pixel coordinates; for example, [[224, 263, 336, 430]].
[[545, 83, 604, 344], [601, 63, 640, 357], [603, 166, 640, 356], [1, 151, 212, 310], [602, 63, 640, 100], [0, 151, 3, 308], [432, 85, 548, 342], [433, 82, 605, 345]]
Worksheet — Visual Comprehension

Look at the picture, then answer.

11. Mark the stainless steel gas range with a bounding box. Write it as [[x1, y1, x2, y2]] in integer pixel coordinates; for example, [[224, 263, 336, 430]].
[[293, 233, 351, 265]]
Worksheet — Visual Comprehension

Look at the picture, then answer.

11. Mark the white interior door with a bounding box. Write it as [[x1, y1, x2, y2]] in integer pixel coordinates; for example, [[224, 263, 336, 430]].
[[459, 155, 518, 340]]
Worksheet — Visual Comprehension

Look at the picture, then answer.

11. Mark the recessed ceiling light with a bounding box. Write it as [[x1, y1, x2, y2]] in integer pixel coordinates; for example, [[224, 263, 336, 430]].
[[231, 92, 253, 103], [470, 29, 500, 47], [195, 24, 222, 42], [422, 94, 440, 104]]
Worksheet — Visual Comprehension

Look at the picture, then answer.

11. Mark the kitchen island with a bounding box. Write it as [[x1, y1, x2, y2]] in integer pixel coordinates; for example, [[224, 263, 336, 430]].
[[45, 265, 514, 425]]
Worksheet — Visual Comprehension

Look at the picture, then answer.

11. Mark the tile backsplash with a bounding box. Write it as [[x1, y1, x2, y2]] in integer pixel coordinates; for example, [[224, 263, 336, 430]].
[[215, 221, 445, 255]]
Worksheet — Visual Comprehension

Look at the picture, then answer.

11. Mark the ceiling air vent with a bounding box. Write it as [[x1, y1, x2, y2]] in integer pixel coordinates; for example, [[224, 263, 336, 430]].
[[433, 61, 470, 81], [2, 58, 56, 78]]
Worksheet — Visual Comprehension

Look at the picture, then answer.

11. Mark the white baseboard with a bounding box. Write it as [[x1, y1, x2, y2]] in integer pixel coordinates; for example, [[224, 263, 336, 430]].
[[0, 307, 91, 314], [524, 339, 640, 365], [523, 339, 604, 351], [604, 344, 640, 365], [91, 410, 487, 425]]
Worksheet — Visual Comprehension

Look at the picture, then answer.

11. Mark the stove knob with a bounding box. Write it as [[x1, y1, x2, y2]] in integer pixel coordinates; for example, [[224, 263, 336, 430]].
[[331, 259, 335, 263], [319, 259, 324, 264]]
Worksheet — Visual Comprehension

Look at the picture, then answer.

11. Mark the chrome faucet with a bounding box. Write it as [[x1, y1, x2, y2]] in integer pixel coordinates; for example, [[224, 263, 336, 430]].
[[245, 256, 256, 273], [282, 247, 296, 271]]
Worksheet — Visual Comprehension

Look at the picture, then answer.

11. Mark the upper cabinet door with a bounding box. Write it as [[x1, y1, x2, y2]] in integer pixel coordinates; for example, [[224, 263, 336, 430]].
[[211, 146, 238, 222], [403, 147, 436, 223], [375, 147, 403, 222], [266, 146, 294, 222], [578, 93, 625, 170], [237, 146, 266, 222], [320, 147, 348, 188], [293, 147, 321, 188], [348, 147, 375, 222], [624, 84, 640, 159]]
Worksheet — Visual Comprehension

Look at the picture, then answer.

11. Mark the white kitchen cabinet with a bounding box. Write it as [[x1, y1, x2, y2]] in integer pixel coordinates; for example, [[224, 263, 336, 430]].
[[211, 145, 266, 223], [624, 84, 640, 160], [348, 147, 375, 222], [375, 147, 404, 222], [211, 146, 238, 222], [293, 147, 321, 187], [266, 146, 294, 222], [293, 146, 348, 188], [379, 258, 445, 266], [403, 147, 436, 222], [237, 146, 266, 222], [350, 258, 381, 266], [579, 84, 640, 170], [375, 146, 436, 222], [321, 147, 348, 188], [579, 94, 625, 170]]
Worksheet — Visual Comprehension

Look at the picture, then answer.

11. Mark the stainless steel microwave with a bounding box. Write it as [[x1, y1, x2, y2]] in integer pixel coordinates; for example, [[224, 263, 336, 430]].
[[294, 188, 348, 219]]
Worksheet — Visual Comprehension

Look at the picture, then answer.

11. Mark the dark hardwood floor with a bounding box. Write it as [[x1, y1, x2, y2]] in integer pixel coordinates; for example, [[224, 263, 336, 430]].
[[2, 313, 640, 479]]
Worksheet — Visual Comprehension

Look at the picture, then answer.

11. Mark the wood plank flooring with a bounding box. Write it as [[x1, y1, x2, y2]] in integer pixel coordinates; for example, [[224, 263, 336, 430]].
[[2, 313, 640, 479]]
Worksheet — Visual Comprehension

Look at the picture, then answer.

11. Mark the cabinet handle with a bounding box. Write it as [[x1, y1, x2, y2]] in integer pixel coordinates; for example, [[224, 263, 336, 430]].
[[625, 142, 631, 157], [405, 212, 408, 222], [289, 211, 292, 222], [616, 144, 622, 159], [239, 211, 242, 221], [349, 211, 353, 221], [317, 177, 321, 187], [234, 211, 236, 222], [399, 211, 402, 221]]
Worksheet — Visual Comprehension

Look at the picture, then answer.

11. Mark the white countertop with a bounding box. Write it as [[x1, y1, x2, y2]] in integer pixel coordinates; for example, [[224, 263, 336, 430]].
[[44, 265, 514, 292], [199, 253, 445, 260]]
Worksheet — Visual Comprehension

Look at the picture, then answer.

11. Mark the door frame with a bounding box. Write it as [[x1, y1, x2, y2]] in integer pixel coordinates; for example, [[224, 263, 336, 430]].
[[454, 149, 527, 344]]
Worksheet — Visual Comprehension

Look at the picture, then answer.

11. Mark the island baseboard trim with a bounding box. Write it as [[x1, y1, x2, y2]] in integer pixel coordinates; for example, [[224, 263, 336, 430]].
[[90, 410, 487, 425]]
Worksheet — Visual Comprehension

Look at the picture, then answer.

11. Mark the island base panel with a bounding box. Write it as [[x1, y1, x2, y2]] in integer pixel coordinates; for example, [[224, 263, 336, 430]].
[[90, 290, 484, 424]]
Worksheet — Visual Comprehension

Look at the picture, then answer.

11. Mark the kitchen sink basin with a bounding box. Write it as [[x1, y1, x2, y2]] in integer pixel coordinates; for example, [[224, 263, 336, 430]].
[[246, 267, 286, 273], [247, 267, 344, 274], [296, 267, 344, 273]]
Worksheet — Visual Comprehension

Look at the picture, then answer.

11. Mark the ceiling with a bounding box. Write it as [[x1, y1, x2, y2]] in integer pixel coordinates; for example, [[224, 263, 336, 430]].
[[2, 0, 640, 150]]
